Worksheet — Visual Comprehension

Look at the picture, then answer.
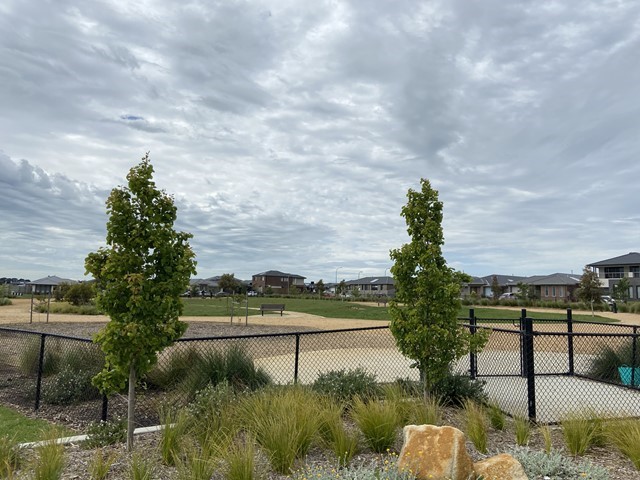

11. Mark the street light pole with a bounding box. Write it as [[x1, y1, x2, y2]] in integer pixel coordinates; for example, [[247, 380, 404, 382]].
[[358, 271, 363, 279], [384, 268, 388, 278]]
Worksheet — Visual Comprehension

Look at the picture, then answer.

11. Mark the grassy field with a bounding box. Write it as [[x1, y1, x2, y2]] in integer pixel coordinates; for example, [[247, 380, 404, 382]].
[[181, 297, 613, 323]]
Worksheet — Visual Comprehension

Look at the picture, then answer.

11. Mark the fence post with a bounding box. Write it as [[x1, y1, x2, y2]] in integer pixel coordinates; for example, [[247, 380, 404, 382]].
[[294, 333, 300, 384], [34, 334, 46, 411], [520, 309, 527, 377], [469, 308, 477, 379], [524, 316, 536, 421], [632, 326, 638, 388], [567, 308, 574, 375]]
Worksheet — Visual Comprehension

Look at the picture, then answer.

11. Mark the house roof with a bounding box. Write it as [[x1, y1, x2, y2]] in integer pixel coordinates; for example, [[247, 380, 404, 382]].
[[465, 276, 487, 286], [588, 252, 640, 267], [345, 276, 395, 286], [253, 270, 306, 279], [29, 275, 77, 286], [525, 273, 582, 286], [480, 274, 527, 286]]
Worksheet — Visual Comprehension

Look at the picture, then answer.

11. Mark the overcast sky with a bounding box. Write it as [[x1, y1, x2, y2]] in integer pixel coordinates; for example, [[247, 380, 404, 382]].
[[1, 0, 639, 283]]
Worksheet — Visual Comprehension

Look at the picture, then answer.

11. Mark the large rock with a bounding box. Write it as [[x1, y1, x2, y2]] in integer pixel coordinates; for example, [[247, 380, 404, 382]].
[[397, 425, 475, 480], [474, 453, 528, 480]]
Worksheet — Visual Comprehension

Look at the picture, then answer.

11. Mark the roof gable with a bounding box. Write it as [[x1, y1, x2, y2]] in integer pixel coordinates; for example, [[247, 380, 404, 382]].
[[588, 252, 640, 267]]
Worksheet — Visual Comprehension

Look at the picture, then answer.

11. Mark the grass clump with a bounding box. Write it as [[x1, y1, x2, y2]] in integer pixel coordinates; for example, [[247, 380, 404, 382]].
[[538, 424, 553, 454], [31, 431, 65, 480], [605, 418, 640, 469], [159, 408, 190, 466], [240, 387, 320, 474], [560, 410, 603, 455], [317, 401, 359, 467], [0, 435, 21, 478], [312, 368, 380, 404], [588, 341, 639, 383], [512, 446, 610, 480], [350, 396, 402, 453], [461, 399, 488, 453], [514, 415, 531, 446], [223, 436, 264, 480], [128, 453, 154, 480], [175, 442, 219, 480], [431, 374, 487, 407], [88, 449, 117, 480], [487, 401, 505, 430]]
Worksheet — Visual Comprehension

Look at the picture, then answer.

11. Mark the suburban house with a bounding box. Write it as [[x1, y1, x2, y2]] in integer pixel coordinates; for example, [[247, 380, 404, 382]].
[[460, 276, 487, 298], [524, 273, 582, 302], [587, 252, 640, 301], [29, 275, 77, 295], [344, 276, 395, 297], [479, 274, 527, 297], [251, 270, 306, 294], [189, 276, 221, 294]]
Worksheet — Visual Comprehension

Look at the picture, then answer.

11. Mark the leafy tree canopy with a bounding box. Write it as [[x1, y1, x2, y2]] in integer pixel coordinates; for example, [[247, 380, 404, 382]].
[[389, 179, 487, 396], [85, 154, 197, 394]]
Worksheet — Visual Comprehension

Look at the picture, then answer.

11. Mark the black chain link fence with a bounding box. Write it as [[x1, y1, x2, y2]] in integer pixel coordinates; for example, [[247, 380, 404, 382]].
[[2, 308, 640, 429]]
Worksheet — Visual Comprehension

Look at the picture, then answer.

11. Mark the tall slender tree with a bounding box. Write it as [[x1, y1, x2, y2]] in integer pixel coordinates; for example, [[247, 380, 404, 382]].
[[577, 265, 602, 316], [389, 179, 487, 398], [85, 154, 197, 450]]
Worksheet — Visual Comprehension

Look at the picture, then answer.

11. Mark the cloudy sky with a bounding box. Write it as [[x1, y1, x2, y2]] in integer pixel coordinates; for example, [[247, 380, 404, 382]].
[[1, 0, 639, 284]]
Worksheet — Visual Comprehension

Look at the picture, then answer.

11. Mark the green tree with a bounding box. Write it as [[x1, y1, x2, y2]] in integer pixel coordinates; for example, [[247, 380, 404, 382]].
[[85, 154, 196, 450], [515, 282, 537, 302], [491, 275, 501, 300], [65, 282, 95, 306], [316, 279, 325, 297], [336, 280, 347, 297], [577, 266, 602, 316], [613, 277, 631, 303], [218, 273, 239, 293], [389, 179, 487, 399]]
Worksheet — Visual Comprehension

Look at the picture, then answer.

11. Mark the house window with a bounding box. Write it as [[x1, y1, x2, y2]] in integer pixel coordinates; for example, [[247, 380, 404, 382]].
[[545, 287, 549, 297], [559, 286, 564, 297], [631, 266, 640, 278], [604, 267, 624, 279], [552, 287, 556, 297]]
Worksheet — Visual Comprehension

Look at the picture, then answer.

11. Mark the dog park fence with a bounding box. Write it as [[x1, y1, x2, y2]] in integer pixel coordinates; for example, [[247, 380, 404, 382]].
[[1, 309, 640, 428]]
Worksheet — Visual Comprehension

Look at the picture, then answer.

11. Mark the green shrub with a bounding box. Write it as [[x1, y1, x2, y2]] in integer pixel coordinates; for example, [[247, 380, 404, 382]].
[[589, 341, 639, 382], [43, 368, 101, 405], [19, 337, 62, 376], [487, 402, 505, 430], [317, 400, 359, 467], [511, 447, 609, 480], [514, 415, 531, 446], [312, 368, 380, 404], [154, 345, 271, 399], [64, 283, 95, 306], [432, 374, 487, 407], [0, 297, 11, 307], [84, 417, 127, 448]]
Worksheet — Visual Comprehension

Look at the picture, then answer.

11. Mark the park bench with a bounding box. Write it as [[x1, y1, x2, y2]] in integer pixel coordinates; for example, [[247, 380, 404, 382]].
[[259, 303, 285, 316]]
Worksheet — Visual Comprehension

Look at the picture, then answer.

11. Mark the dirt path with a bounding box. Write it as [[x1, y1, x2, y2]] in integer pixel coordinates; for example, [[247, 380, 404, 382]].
[[0, 298, 385, 330]]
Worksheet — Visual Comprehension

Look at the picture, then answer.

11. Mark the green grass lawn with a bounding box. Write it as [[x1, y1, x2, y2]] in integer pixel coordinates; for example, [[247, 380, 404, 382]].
[[182, 297, 614, 323], [0, 405, 72, 443]]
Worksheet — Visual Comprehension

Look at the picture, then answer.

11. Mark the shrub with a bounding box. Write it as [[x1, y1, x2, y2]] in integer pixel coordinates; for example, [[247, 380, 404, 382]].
[[589, 341, 639, 383], [19, 337, 61, 376], [64, 282, 95, 306], [511, 447, 609, 480], [431, 374, 487, 407], [84, 417, 127, 448], [43, 367, 101, 405], [292, 456, 413, 480], [312, 368, 380, 404]]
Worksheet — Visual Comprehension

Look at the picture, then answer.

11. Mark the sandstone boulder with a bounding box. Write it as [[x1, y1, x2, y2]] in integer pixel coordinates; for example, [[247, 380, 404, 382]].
[[397, 425, 475, 480], [473, 453, 528, 480]]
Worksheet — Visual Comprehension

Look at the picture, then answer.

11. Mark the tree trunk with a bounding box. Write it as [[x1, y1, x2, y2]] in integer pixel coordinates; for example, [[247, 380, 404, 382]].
[[127, 364, 136, 451]]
